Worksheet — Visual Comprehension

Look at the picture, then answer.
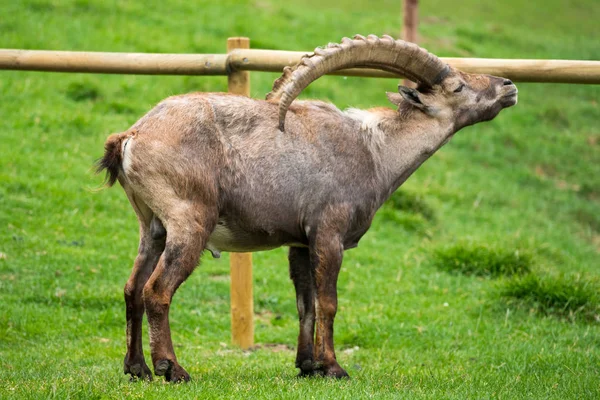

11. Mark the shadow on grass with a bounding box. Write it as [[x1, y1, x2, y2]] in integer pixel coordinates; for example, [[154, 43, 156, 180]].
[[65, 81, 101, 102], [23, 292, 121, 311], [385, 190, 435, 220], [433, 242, 532, 277], [500, 273, 600, 323], [379, 190, 436, 234]]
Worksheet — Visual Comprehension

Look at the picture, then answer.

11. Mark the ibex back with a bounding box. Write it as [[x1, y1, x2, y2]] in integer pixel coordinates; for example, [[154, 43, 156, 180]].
[[98, 34, 517, 381]]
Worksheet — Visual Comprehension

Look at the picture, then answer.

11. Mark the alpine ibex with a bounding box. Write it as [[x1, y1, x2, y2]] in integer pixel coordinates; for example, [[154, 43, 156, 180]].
[[98, 35, 518, 382]]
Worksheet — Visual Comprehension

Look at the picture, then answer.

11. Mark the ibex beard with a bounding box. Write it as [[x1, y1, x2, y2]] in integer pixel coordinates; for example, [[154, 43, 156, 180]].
[[97, 34, 517, 382]]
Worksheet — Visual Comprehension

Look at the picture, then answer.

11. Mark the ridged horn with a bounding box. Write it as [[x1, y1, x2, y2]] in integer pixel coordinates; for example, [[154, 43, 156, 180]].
[[266, 34, 450, 131]]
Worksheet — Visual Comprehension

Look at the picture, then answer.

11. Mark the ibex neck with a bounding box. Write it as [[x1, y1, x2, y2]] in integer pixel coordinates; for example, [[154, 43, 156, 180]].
[[372, 108, 456, 199]]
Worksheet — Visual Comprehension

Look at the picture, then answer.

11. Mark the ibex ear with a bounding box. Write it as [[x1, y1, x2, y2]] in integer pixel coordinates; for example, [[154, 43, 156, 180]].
[[397, 86, 429, 111], [386, 91, 404, 107]]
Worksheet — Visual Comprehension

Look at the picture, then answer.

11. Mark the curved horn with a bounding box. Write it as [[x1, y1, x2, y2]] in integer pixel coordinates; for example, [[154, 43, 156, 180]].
[[266, 34, 450, 131]]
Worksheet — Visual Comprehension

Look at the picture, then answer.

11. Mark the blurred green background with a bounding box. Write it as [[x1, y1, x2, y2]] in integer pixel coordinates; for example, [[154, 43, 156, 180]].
[[0, 0, 598, 398]]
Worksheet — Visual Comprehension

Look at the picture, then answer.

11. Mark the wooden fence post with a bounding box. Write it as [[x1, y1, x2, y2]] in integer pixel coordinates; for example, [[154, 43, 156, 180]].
[[226, 37, 254, 350], [402, 0, 419, 43], [402, 0, 419, 87]]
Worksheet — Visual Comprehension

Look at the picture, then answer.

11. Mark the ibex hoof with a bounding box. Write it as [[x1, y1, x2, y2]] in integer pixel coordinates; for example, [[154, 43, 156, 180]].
[[296, 359, 316, 377], [313, 362, 350, 379], [124, 361, 153, 382], [325, 365, 350, 379], [155, 359, 191, 383]]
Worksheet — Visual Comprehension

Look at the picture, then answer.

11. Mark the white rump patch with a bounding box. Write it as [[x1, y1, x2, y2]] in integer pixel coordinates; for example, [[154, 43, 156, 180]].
[[121, 136, 133, 175], [344, 108, 386, 154]]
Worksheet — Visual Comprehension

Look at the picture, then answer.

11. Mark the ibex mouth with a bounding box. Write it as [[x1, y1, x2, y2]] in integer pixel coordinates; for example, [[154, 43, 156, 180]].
[[501, 90, 518, 107]]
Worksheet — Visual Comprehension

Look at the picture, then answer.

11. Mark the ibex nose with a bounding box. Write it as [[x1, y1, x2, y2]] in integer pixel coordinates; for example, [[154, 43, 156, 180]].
[[503, 79, 514, 86]]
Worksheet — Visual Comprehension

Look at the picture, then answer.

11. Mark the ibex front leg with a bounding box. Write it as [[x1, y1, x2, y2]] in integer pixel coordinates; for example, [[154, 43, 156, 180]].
[[311, 233, 349, 378], [143, 205, 216, 382]]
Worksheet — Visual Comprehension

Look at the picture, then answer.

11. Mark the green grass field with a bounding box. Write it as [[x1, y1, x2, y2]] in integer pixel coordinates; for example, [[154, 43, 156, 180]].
[[1, 0, 599, 398]]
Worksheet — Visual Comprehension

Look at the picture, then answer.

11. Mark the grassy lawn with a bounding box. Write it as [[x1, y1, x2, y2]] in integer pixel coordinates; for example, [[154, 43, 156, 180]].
[[1, 0, 599, 398]]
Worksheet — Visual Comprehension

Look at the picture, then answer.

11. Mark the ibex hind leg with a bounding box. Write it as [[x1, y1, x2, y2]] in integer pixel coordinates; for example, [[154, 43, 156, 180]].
[[143, 202, 218, 382], [289, 247, 317, 377], [122, 192, 166, 381]]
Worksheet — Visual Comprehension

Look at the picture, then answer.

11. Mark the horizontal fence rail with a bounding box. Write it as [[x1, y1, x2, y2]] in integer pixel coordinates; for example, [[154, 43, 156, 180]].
[[1, 48, 600, 84], [0, 49, 230, 75]]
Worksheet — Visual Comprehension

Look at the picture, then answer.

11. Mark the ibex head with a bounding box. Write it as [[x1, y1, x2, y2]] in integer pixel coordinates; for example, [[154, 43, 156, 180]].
[[267, 34, 517, 131], [387, 69, 517, 130]]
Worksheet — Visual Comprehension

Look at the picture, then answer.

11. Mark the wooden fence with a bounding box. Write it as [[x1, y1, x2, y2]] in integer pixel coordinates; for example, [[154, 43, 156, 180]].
[[2, 36, 599, 350], [2, 46, 600, 83]]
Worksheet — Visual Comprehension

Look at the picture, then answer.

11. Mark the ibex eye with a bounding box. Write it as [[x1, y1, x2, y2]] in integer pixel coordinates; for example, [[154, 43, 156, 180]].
[[453, 84, 465, 93]]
